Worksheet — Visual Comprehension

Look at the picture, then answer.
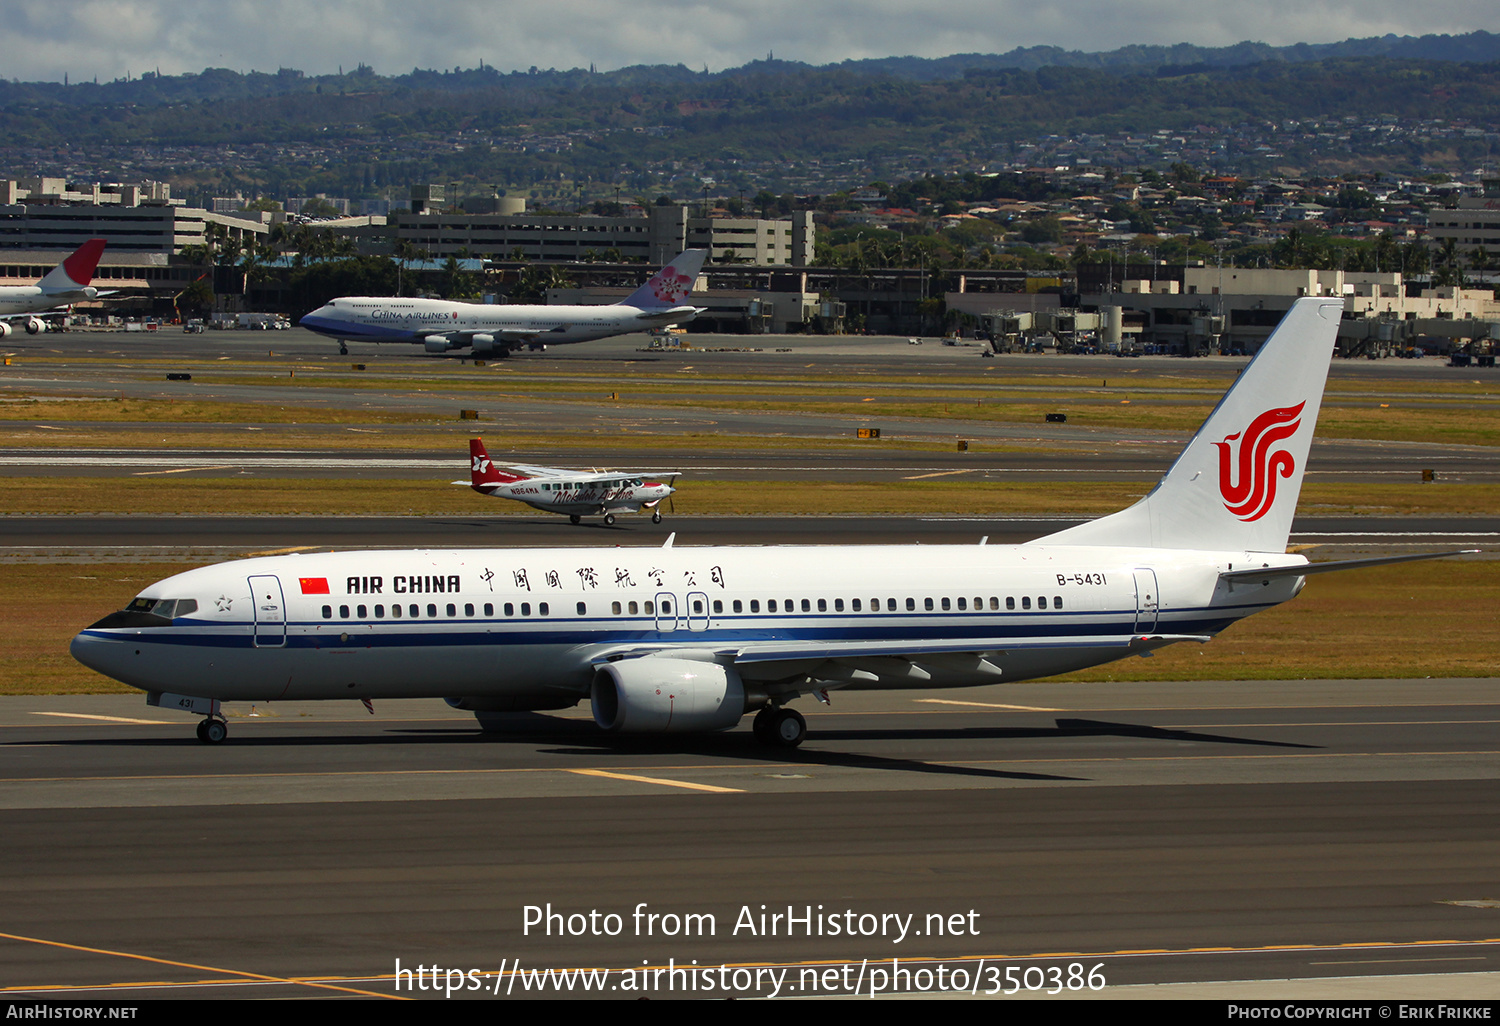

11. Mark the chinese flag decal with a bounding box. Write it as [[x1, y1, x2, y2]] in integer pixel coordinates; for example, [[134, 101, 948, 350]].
[[299, 577, 330, 594]]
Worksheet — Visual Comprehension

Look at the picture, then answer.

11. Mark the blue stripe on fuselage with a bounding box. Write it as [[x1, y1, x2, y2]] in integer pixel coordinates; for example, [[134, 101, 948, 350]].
[[77, 604, 1267, 651], [299, 315, 419, 341]]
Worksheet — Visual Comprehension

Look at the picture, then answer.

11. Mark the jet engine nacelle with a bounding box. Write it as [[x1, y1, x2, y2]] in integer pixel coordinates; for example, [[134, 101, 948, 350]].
[[25, 318, 45, 335], [591, 656, 745, 733], [470, 333, 499, 355], [0, 322, 11, 338], [424, 335, 461, 354]]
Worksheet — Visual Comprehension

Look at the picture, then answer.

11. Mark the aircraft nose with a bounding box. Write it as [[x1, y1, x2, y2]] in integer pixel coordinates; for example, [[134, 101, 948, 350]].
[[71, 630, 147, 689], [71, 630, 121, 676]]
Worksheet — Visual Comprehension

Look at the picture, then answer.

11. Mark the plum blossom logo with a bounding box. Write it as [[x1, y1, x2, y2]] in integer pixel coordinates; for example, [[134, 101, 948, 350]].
[[649, 268, 692, 304], [1214, 402, 1305, 522]]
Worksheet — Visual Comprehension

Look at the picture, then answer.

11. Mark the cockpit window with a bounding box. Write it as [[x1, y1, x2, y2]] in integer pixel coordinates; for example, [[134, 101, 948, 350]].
[[125, 597, 197, 619]]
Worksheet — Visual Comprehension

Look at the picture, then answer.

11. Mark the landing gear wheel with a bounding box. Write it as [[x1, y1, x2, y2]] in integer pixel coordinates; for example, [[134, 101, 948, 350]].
[[752, 706, 776, 745], [651, 510, 662, 524], [604, 513, 616, 526], [338, 342, 349, 355], [773, 709, 806, 747], [755, 708, 805, 748], [569, 514, 581, 525], [198, 718, 228, 744]]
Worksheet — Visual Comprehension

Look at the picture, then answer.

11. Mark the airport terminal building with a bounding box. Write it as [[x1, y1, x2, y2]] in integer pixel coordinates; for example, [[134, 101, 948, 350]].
[[373, 199, 815, 268]]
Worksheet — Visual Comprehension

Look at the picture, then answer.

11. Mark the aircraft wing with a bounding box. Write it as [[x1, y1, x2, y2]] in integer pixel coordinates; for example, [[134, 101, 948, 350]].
[[588, 633, 1208, 686], [500, 465, 681, 480], [413, 326, 557, 342], [725, 633, 1209, 665], [502, 464, 580, 479]]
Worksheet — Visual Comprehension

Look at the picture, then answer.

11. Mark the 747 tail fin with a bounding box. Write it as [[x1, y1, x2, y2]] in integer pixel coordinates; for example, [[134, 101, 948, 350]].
[[39, 238, 106, 293], [618, 250, 707, 310], [1036, 297, 1344, 553]]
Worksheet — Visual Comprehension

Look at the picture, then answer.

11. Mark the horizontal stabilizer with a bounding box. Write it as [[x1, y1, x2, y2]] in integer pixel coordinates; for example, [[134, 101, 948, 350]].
[[634, 305, 701, 320], [1221, 550, 1479, 583]]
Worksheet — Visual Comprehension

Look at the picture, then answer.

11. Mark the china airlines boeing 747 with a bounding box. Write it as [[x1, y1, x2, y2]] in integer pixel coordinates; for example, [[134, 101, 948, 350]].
[[299, 250, 706, 356], [71, 298, 1474, 747]]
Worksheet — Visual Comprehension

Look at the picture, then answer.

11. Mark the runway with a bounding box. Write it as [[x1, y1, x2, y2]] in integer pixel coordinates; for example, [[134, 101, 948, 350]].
[[5, 329, 1499, 484], [3, 328, 1496, 1001], [2, 437, 1497, 484], [0, 681, 1496, 999], [3, 513, 1497, 558]]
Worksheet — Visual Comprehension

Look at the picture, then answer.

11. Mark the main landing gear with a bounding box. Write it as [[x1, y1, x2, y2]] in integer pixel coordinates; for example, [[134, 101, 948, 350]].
[[195, 717, 228, 744], [752, 706, 806, 748], [604, 513, 616, 526]]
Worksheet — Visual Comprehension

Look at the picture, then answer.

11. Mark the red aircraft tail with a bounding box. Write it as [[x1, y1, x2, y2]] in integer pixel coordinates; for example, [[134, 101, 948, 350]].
[[469, 438, 527, 492], [39, 238, 107, 292]]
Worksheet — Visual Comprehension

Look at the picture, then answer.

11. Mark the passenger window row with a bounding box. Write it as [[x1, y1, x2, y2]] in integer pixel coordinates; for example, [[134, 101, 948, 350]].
[[601, 595, 1067, 616], [320, 594, 1067, 622], [320, 601, 577, 620]]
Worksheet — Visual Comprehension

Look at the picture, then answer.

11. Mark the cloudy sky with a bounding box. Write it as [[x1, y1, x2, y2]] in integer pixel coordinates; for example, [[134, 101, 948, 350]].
[[7, 0, 1497, 83]]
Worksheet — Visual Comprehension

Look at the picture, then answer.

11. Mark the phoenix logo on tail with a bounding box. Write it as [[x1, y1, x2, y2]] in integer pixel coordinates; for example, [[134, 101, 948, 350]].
[[1215, 402, 1305, 522]]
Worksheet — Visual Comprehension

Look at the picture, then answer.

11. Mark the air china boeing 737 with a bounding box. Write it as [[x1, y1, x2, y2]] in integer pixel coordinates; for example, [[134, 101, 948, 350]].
[[71, 298, 1473, 747], [298, 250, 707, 356]]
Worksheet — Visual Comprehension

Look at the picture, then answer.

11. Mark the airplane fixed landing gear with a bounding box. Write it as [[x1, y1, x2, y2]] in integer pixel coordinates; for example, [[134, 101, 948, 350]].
[[147, 692, 228, 745], [652, 510, 662, 524], [752, 706, 806, 748]]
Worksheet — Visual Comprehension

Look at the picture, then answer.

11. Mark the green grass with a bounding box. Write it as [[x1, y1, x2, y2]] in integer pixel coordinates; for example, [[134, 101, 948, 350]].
[[6, 374, 1495, 445], [1056, 561, 1499, 681], [1, 476, 1496, 516]]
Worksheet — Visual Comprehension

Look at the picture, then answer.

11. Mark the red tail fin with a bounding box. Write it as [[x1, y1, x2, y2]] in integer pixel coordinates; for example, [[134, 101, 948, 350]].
[[61, 239, 106, 286], [469, 438, 525, 492]]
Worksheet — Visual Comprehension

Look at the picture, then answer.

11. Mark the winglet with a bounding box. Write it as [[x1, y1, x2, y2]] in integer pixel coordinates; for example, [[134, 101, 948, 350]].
[[618, 251, 707, 310], [468, 437, 526, 492], [41, 239, 107, 291]]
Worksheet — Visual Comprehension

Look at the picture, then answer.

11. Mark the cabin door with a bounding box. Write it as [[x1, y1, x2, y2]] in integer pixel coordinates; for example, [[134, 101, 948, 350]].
[[1132, 569, 1159, 634], [248, 575, 287, 648]]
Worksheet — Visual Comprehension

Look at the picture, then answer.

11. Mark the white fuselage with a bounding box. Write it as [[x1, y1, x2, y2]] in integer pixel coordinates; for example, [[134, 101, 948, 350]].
[[300, 297, 695, 347], [71, 543, 1305, 707], [0, 285, 87, 317], [492, 476, 675, 516]]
